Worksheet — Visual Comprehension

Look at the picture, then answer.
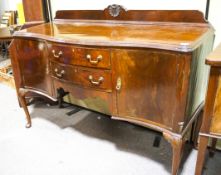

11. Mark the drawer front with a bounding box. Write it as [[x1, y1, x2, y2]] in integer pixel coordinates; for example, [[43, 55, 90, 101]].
[[73, 47, 111, 69], [48, 43, 75, 65], [76, 67, 112, 91], [50, 61, 112, 91], [50, 61, 78, 83], [47, 43, 111, 69]]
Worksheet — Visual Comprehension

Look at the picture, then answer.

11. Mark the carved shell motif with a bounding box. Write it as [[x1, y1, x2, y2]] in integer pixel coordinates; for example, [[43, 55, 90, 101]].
[[108, 4, 125, 17]]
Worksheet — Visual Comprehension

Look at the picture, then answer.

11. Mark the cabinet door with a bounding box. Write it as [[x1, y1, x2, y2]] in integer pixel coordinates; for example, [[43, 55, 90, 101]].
[[112, 49, 190, 130], [15, 39, 52, 95]]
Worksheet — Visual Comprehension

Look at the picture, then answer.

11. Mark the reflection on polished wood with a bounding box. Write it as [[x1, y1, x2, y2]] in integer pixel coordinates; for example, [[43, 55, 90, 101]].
[[15, 21, 211, 52], [10, 5, 214, 175], [22, 0, 47, 22]]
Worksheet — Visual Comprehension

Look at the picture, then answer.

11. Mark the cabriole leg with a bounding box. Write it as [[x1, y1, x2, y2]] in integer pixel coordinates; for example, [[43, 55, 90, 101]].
[[18, 88, 32, 128], [163, 132, 184, 175]]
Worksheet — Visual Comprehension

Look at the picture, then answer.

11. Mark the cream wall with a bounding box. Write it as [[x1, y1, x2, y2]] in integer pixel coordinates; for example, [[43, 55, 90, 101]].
[[0, 0, 21, 15], [0, 0, 208, 20], [51, 0, 207, 17], [209, 0, 221, 47]]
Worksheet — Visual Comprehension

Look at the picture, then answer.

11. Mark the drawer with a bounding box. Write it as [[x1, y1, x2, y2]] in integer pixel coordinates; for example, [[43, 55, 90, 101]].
[[47, 43, 111, 69], [73, 47, 111, 69], [48, 43, 75, 64], [76, 67, 112, 91], [50, 61, 78, 83], [50, 61, 112, 91]]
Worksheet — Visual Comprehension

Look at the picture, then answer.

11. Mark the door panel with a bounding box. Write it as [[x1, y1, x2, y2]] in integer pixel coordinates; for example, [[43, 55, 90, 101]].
[[112, 49, 188, 130], [15, 39, 52, 95]]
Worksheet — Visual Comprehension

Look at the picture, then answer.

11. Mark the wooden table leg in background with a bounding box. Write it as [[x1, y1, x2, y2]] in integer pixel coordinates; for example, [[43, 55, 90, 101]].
[[195, 67, 220, 175]]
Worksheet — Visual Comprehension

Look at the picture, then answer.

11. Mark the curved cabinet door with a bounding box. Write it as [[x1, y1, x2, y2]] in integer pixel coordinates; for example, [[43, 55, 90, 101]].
[[112, 49, 190, 131], [14, 39, 52, 96]]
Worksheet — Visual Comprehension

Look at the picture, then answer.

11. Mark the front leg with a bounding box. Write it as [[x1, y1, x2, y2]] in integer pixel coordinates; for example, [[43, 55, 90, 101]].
[[163, 132, 185, 175], [18, 88, 32, 128]]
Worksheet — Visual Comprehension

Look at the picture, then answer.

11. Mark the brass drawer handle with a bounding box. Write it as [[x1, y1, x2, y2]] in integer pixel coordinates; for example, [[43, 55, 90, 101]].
[[54, 68, 65, 78], [88, 75, 104, 85], [86, 54, 103, 65], [52, 50, 63, 58]]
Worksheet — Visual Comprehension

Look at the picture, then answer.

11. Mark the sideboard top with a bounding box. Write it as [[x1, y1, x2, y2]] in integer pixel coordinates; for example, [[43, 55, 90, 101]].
[[13, 5, 214, 52]]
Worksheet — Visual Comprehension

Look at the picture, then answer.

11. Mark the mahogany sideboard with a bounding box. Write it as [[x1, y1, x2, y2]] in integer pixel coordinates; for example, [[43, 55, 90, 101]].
[[195, 43, 221, 175], [9, 5, 215, 175]]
